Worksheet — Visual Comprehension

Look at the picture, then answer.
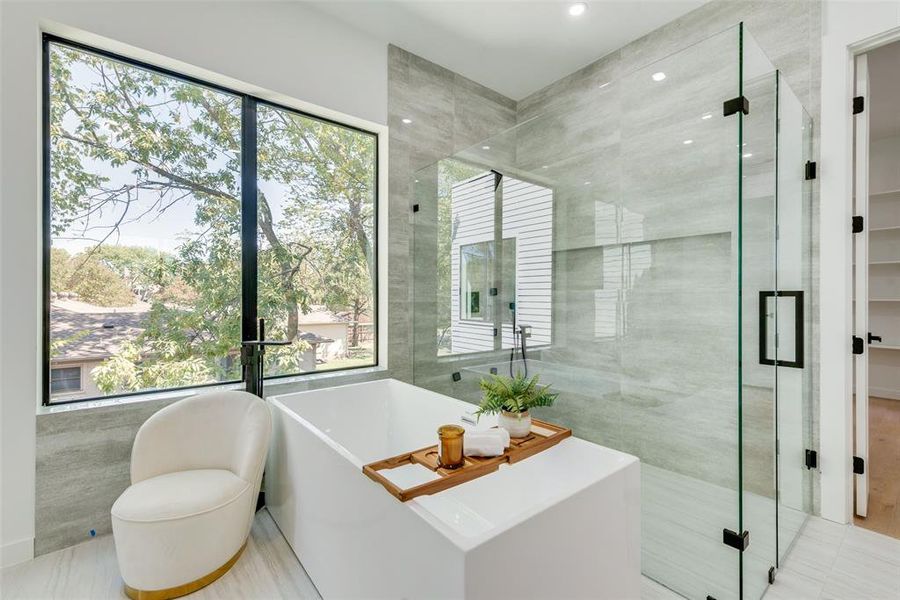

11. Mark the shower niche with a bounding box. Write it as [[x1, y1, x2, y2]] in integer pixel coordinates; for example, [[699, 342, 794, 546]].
[[410, 23, 815, 600]]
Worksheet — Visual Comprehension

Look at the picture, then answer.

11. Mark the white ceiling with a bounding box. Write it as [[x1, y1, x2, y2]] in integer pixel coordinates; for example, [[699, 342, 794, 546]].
[[308, 0, 708, 100], [868, 40, 900, 140]]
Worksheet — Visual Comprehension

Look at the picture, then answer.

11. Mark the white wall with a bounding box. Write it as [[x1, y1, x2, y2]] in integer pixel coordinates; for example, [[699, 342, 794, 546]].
[[0, 0, 388, 566], [819, 0, 900, 524], [870, 135, 900, 193]]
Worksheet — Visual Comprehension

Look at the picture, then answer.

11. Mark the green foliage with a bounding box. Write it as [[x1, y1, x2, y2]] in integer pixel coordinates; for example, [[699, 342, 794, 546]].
[[70, 255, 136, 306], [475, 372, 558, 418], [92, 340, 213, 394], [92, 246, 174, 300], [49, 248, 73, 293], [52, 247, 135, 306], [267, 340, 314, 373], [49, 42, 377, 396]]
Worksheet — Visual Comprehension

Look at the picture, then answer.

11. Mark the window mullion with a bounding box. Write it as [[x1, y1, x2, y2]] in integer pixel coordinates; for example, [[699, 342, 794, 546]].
[[241, 96, 258, 345]]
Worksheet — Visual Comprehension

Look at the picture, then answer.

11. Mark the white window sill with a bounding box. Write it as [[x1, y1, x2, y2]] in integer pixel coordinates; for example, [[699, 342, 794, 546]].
[[37, 365, 388, 416]]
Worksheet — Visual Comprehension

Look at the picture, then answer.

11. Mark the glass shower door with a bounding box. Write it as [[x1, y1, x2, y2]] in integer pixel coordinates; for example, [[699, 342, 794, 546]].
[[774, 75, 815, 566], [740, 30, 814, 598], [740, 29, 780, 600]]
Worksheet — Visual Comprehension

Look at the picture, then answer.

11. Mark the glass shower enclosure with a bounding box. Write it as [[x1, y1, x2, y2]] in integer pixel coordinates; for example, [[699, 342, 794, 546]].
[[410, 24, 814, 600]]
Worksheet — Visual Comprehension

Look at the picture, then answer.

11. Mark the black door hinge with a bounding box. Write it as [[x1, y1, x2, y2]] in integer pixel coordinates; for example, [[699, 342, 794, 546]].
[[805, 161, 817, 180], [723, 528, 750, 551], [853, 336, 865, 354], [451, 371, 461, 382], [852, 215, 864, 233], [492, 327, 498, 337], [724, 96, 750, 117], [768, 566, 777, 584], [853, 456, 865, 474], [412, 204, 420, 213], [805, 449, 818, 469], [853, 96, 865, 114]]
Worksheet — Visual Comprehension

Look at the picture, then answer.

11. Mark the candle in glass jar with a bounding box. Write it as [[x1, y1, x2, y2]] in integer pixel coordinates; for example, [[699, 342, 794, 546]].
[[437, 424, 465, 469]]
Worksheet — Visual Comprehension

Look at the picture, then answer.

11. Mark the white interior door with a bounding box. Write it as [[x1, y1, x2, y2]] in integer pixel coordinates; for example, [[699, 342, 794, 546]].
[[853, 53, 870, 518]]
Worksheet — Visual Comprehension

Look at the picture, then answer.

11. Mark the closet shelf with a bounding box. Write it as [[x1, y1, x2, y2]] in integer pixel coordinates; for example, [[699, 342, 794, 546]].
[[870, 344, 900, 351], [870, 298, 900, 302], [870, 225, 900, 232], [870, 260, 900, 265]]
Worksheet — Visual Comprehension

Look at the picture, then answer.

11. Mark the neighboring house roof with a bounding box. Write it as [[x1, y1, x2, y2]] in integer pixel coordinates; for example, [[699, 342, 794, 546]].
[[297, 331, 335, 345], [297, 306, 351, 326], [50, 300, 149, 362]]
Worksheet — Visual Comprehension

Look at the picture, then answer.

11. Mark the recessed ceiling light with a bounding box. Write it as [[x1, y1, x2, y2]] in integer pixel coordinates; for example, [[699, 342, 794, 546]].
[[402, 118, 412, 124], [701, 113, 712, 120], [683, 139, 693, 145], [541, 165, 549, 169], [569, 3, 587, 17], [743, 152, 753, 158], [598, 81, 611, 89], [652, 72, 666, 82], [584, 181, 592, 186], [482, 145, 490, 150]]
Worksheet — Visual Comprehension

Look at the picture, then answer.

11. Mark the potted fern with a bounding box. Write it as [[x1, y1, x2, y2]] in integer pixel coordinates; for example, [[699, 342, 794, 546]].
[[475, 372, 558, 438]]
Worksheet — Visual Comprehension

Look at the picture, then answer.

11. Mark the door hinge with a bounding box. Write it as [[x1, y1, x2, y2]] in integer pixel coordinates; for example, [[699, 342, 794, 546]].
[[451, 371, 461, 382], [853, 336, 865, 354], [853, 456, 865, 474], [853, 96, 865, 114], [412, 203, 420, 213], [805, 161, 817, 180], [852, 215, 864, 233], [723, 528, 750, 551], [492, 327, 498, 337], [723, 96, 750, 117], [768, 566, 777, 585], [805, 449, 818, 469]]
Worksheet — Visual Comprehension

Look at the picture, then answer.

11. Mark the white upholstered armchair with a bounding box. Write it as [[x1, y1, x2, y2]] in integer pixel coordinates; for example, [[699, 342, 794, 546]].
[[111, 390, 271, 600]]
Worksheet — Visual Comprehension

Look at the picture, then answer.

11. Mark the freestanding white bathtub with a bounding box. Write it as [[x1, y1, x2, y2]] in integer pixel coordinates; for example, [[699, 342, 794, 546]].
[[266, 378, 640, 599]]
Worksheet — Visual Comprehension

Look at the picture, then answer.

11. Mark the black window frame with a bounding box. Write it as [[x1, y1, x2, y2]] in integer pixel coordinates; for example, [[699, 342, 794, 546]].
[[42, 34, 380, 406]]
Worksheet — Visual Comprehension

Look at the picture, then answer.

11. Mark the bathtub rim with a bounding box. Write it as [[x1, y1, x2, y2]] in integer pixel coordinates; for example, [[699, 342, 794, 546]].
[[267, 378, 639, 551]]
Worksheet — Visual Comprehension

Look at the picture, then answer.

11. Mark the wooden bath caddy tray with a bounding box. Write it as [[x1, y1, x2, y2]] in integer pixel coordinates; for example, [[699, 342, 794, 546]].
[[362, 419, 571, 502]]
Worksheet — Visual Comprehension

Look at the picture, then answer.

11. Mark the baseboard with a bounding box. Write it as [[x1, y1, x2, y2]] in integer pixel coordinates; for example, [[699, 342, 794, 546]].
[[1, 537, 34, 568], [870, 387, 900, 401]]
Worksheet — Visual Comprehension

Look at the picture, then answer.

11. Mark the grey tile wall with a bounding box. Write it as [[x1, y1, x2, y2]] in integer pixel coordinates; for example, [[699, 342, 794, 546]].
[[387, 45, 517, 382], [512, 0, 822, 511]]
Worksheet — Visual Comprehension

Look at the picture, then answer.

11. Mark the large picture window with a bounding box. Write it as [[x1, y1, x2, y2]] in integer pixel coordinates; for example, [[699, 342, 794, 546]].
[[44, 36, 378, 404]]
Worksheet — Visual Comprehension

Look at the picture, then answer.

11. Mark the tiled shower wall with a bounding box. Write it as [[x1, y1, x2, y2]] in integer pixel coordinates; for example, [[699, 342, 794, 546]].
[[392, 0, 821, 508], [514, 0, 822, 511], [386, 45, 518, 382]]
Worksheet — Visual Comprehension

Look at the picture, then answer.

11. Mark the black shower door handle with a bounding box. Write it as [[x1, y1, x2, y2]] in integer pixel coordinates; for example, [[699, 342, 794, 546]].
[[759, 290, 804, 368]]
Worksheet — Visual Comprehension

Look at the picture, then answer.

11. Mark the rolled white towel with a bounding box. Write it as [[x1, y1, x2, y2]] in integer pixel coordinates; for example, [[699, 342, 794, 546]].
[[463, 428, 511, 457]]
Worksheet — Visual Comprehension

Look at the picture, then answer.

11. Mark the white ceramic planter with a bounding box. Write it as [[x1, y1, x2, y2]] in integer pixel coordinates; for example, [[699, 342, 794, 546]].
[[498, 410, 532, 438]]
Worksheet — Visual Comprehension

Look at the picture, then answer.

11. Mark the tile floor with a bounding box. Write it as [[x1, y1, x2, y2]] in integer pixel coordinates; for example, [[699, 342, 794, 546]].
[[1, 507, 898, 599]]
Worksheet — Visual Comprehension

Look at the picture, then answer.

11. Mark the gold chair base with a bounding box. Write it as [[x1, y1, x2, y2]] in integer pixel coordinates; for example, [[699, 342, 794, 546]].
[[123, 543, 246, 600]]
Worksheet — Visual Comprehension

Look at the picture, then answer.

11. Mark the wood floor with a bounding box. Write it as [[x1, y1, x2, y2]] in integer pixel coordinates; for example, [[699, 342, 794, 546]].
[[855, 397, 900, 539]]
